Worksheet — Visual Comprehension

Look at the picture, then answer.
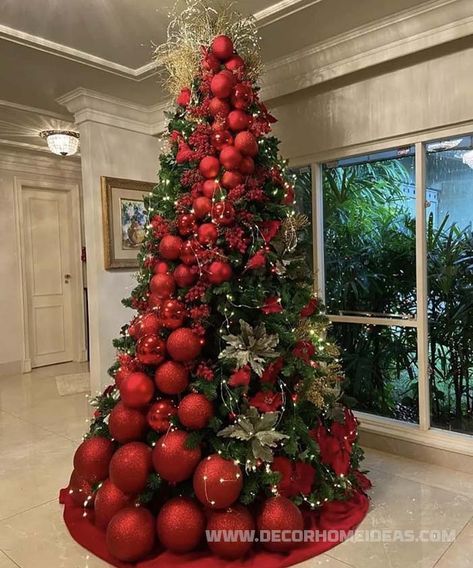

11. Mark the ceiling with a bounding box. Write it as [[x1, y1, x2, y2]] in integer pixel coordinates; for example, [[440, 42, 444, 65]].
[[0, 0, 432, 153]]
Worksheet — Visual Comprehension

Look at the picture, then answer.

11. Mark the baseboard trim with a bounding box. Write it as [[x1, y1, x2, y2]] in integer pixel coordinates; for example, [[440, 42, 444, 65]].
[[0, 360, 23, 377]]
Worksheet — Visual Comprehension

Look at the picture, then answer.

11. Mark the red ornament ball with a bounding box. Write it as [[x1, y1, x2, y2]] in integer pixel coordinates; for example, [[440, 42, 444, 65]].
[[231, 84, 254, 110], [206, 505, 255, 559], [157, 497, 205, 553], [197, 222, 219, 245], [240, 156, 255, 175], [211, 35, 234, 61], [257, 496, 304, 552], [228, 110, 249, 132], [180, 239, 200, 265], [221, 170, 243, 189], [154, 261, 169, 274], [108, 402, 147, 443], [219, 145, 242, 170], [150, 273, 175, 299], [235, 131, 259, 157], [120, 372, 155, 408], [177, 213, 197, 236], [161, 298, 186, 330], [154, 360, 189, 395], [212, 201, 235, 226], [210, 72, 234, 99], [225, 54, 245, 71], [94, 479, 133, 530], [174, 263, 197, 287], [73, 437, 114, 484], [193, 454, 243, 509], [146, 399, 177, 432], [152, 430, 201, 482], [211, 130, 232, 150], [167, 328, 202, 362], [138, 311, 162, 337], [192, 196, 212, 219], [68, 470, 95, 508], [148, 294, 163, 310], [202, 179, 220, 198], [209, 97, 230, 118], [199, 156, 220, 179], [109, 442, 152, 495], [159, 235, 183, 260], [136, 335, 166, 366], [178, 393, 214, 429], [106, 507, 155, 562], [208, 260, 232, 285], [115, 365, 133, 388]]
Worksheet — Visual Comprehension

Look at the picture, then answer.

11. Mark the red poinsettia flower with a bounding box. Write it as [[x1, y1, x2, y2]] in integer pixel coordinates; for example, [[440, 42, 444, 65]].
[[292, 340, 316, 362], [249, 391, 283, 412], [354, 470, 372, 491], [261, 296, 283, 315], [261, 357, 284, 384], [260, 220, 281, 243], [310, 423, 352, 476], [176, 87, 191, 107], [228, 365, 251, 388], [272, 456, 316, 497], [246, 250, 266, 270], [300, 297, 318, 317], [260, 102, 277, 124]]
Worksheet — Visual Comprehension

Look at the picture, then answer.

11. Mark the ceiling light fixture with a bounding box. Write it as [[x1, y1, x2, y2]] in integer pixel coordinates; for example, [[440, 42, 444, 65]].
[[39, 130, 80, 157], [462, 150, 473, 169]]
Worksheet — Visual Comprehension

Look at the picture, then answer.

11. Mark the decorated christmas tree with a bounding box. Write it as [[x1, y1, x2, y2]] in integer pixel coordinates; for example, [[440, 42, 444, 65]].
[[61, 2, 370, 565]]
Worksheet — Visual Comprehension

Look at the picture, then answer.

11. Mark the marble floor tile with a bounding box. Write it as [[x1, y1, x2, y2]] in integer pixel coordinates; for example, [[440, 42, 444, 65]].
[[435, 519, 473, 568], [0, 551, 19, 568]]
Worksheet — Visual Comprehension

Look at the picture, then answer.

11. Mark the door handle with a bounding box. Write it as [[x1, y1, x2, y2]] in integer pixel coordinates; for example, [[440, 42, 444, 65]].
[[64, 273, 71, 283]]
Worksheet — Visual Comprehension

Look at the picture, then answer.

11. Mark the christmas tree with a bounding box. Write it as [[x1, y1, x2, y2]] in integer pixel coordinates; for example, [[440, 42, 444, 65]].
[[62, 2, 370, 565]]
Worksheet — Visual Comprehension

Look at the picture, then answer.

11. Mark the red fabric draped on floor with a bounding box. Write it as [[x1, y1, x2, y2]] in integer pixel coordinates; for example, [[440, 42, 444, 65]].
[[59, 488, 369, 568]]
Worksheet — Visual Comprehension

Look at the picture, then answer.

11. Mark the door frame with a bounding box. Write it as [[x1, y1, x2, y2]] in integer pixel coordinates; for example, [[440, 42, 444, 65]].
[[14, 175, 87, 372]]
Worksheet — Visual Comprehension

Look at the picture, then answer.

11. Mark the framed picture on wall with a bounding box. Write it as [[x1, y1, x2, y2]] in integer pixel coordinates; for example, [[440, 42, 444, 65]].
[[101, 176, 155, 269]]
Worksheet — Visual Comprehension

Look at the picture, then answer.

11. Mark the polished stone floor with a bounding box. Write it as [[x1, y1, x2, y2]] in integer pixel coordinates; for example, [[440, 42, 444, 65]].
[[0, 363, 472, 568]]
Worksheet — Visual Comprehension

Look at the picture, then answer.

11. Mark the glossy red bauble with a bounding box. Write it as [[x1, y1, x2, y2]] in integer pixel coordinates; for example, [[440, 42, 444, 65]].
[[193, 454, 243, 509], [197, 222, 219, 245], [136, 334, 167, 366], [109, 442, 152, 495], [159, 235, 183, 260], [225, 54, 245, 71], [231, 83, 253, 110], [240, 156, 255, 175], [94, 479, 133, 530], [138, 311, 162, 337], [257, 496, 304, 552], [108, 402, 147, 443], [227, 110, 250, 132], [157, 497, 205, 553], [180, 239, 200, 265], [119, 372, 155, 408], [161, 298, 186, 329], [210, 72, 234, 99], [167, 328, 203, 362], [199, 156, 220, 179], [146, 399, 177, 432], [149, 273, 175, 299], [211, 35, 234, 61], [192, 196, 212, 219], [209, 97, 230, 118], [106, 507, 155, 562], [177, 213, 197, 236], [219, 145, 242, 170], [212, 201, 235, 226], [235, 131, 259, 157], [221, 170, 243, 189], [206, 505, 255, 559], [152, 430, 201, 482], [178, 393, 214, 429], [202, 179, 220, 198], [154, 360, 189, 395], [68, 470, 95, 508], [211, 130, 233, 151], [73, 437, 114, 484], [174, 264, 197, 287], [154, 261, 169, 274], [208, 260, 232, 285]]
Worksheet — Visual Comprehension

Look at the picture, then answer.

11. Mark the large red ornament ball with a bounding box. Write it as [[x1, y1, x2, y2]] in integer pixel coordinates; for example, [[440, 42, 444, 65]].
[[257, 496, 304, 552], [108, 402, 147, 443], [199, 156, 220, 179], [73, 437, 114, 484], [219, 145, 242, 170], [68, 470, 95, 508], [157, 497, 205, 553], [152, 430, 201, 482], [212, 201, 235, 226], [150, 273, 175, 299], [202, 179, 220, 198], [136, 335, 167, 366], [197, 222, 219, 245], [225, 54, 245, 72], [106, 507, 155, 562], [235, 131, 259, 157], [178, 393, 214, 429], [167, 328, 202, 362], [159, 235, 183, 260], [208, 261, 232, 285], [211, 35, 234, 61], [154, 360, 189, 395], [192, 196, 212, 220], [94, 479, 133, 530], [240, 156, 255, 175], [228, 110, 249, 132], [211, 130, 233, 151], [146, 399, 177, 432], [120, 371, 155, 407], [232, 84, 254, 110], [211, 72, 234, 99], [180, 239, 200, 265], [174, 263, 197, 287], [221, 170, 243, 189], [161, 299, 186, 329], [207, 505, 255, 559], [177, 213, 197, 236], [109, 442, 152, 495], [193, 454, 243, 509], [209, 97, 230, 118]]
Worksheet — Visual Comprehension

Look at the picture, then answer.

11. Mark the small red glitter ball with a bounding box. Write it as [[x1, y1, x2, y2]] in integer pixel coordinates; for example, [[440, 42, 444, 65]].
[[157, 497, 205, 553], [152, 430, 201, 482], [154, 360, 189, 395], [68, 470, 95, 508], [167, 328, 203, 362], [199, 156, 220, 179], [210, 72, 234, 98], [119, 371, 155, 408], [231, 83, 254, 110], [212, 201, 235, 226], [240, 156, 255, 175], [225, 55, 245, 71], [108, 401, 147, 443], [211, 130, 233, 151], [114, 365, 133, 388], [177, 213, 197, 236], [180, 239, 200, 265], [159, 235, 183, 260], [174, 264, 197, 287], [138, 312, 162, 337], [94, 479, 133, 530], [73, 437, 114, 484], [219, 145, 242, 170], [106, 507, 155, 562], [227, 110, 249, 132], [193, 454, 243, 509], [208, 261, 232, 285], [153, 261, 169, 274], [149, 273, 175, 299], [235, 131, 259, 157], [136, 335, 166, 366], [202, 179, 220, 198], [221, 170, 243, 189], [206, 505, 255, 559], [211, 35, 234, 61], [161, 299, 186, 330], [197, 222, 219, 245], [256, 496, 304, 552], [178, 393, 214, 429], [146, 399, 177, 432], [209, 97, 230, 118], [109, 442, 152, 495]]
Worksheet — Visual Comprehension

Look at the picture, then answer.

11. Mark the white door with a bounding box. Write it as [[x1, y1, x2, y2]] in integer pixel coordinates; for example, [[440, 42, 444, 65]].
[[23, 188, 74, 367]]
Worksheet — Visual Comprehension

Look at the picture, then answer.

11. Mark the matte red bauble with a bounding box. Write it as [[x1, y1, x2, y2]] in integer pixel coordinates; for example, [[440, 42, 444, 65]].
[[159, 235, 183, 260], [161, 299, 186, 329], [210, 72, 234, 98], [108, 401, 147, 443], [138, 311, 162, 337], [202, 52, 221, 73], [154, 261, 169, 274], [136, 335, 166, 366], [235, 131, 259, 157], [178, 393, 214, 429], [167, 328, 202, 362], [152, 430, 201, 482], [240, 156, 255, 175], [257, 496, 304, 552], [221, 170, 243, 189], [146, 399, 177, 432], [206, 505, 255, 559], [227, 110, 249, 131], [212, 201, 235, 226], [219, 145, 242, 170], [202, 179, 219, 198], [199, 156, 220, 179], [197, 222, 218, 245], [193, 454, 243, 509], [208, 260, 232, 285], [211, 35, 234, 61], [231, 84, 253, 110], [149, 273, 175, 299], [73, 437, 114, 484], [154, 360, 189, 395], [211, 130, 232, 151], [109, 442, 152, 495], [225, 54, 245, 71], [209, 97, 230, 118], [192, 196, 212, 219], [120, 372, 155, 408], [94, 479, 133, 530], [157, 497, 205, 553], [177, 213, 197, 236], [174, 264, 197, 287], [106, 507, 155, 562], [68, 470, 95, 508], [180, 239, 200, 265], [115, 365, 133, 388]]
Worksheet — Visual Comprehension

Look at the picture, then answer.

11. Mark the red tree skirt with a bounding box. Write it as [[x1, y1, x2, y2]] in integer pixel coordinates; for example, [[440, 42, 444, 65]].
[[59, 488, 369, 568]]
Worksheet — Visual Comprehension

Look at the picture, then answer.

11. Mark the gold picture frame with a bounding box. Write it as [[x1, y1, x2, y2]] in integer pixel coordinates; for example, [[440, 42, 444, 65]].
[[101, 176, 155, 269]]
